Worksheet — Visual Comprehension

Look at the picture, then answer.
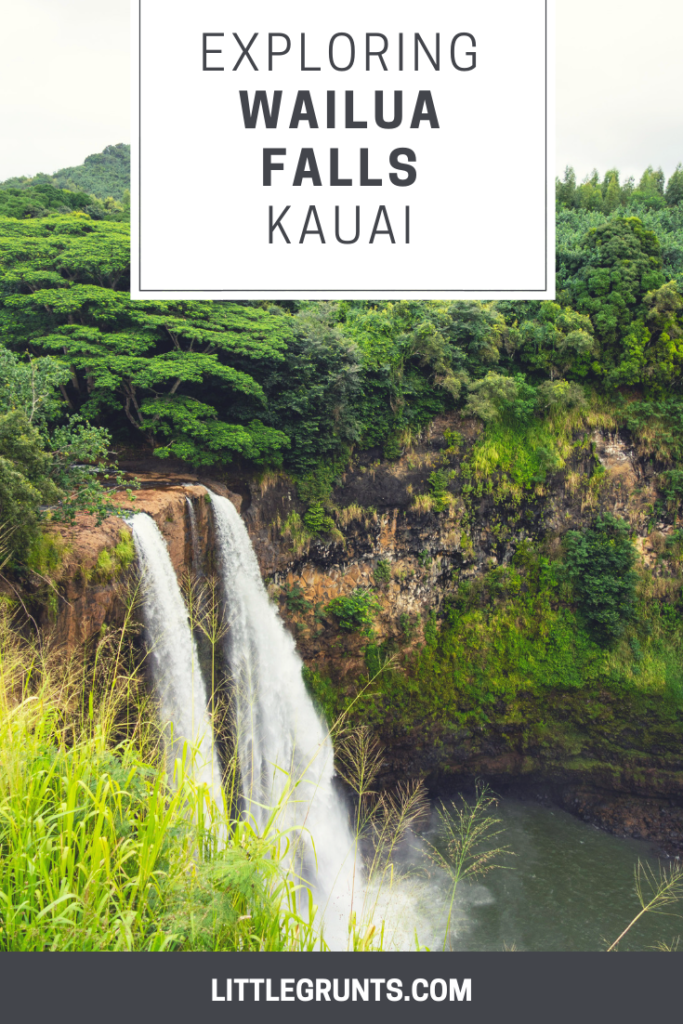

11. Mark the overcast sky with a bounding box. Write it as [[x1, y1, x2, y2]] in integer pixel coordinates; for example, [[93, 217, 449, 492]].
[[1, 0, 681, 183]]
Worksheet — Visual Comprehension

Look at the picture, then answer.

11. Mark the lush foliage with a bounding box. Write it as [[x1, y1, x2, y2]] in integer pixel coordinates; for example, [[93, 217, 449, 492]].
[[564, 514, 638, 643], [326, 589, 381, 634], [0, 614, 328, 952], [1, 143, 131, 203], [309, 540, 683, 758], [0, 344, 135, 556], [0, 154, 683, 557]]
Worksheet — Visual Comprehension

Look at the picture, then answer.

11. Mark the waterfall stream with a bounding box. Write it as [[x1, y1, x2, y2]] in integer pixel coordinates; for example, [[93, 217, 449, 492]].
[[132, 497, 361, 947], [208, 491, 359, 947], [131, 513, 223, 809], [185, 496, 203, 577]]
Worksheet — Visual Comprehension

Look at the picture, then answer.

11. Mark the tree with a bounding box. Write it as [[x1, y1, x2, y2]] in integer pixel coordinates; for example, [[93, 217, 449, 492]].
[[502, 302, 595, 378], [0, 220, 294, 465], [556, 166, 577, 208], [0, 347, 71, 426], [262, 301, 363, 473], [561, 217, 665, 364], [665, 164, 683, 207], [607, 281, 683, 390], [603, 172, 622, 214], [0, 348, 138, 553], [564, 514, 637, 644], [463, 372, 536, 423], [631, 166, 667, 210], [445, 301, 506, 371], [576, 170, 603, 212], [0, 410, 61, 554], [535, 379, 585, 411], [1, 143, 131, 202]]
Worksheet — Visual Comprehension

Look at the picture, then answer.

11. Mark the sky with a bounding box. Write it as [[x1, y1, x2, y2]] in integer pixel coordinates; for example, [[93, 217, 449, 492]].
[[0, 0, 681, 184]]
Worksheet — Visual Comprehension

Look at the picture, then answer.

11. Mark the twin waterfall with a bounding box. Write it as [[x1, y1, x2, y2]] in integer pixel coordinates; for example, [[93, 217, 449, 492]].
[[130, 513, 224, 810], [131, 492, 358, 947]]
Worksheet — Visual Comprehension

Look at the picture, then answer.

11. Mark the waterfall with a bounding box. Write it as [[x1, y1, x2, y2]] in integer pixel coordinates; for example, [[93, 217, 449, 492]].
[[131, 513, 223, 809], [185, 496, 203, 577], [208, 491, 358, 946]]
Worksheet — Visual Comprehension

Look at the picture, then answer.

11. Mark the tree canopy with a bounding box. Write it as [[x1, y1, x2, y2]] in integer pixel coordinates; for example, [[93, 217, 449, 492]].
[[0, 155, 682, 554]]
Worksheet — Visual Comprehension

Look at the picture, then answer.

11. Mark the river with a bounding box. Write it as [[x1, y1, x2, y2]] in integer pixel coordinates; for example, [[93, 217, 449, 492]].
[[425, 797, 672, 952]]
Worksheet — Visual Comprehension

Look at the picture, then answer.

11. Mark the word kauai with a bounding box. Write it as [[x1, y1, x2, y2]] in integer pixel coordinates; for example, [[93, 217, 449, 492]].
[[268, 205, 411, 244]]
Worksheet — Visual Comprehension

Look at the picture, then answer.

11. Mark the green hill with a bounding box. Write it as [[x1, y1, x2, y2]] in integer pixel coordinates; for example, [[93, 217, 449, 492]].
[[0, 143, 130, 202]]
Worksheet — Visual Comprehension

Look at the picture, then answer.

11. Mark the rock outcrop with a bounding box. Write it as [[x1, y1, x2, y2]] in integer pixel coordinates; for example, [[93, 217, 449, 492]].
[[36, 475, 241, 647]]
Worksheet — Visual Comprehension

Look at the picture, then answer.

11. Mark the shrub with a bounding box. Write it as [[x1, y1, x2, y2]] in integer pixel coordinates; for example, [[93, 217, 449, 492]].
[[373, 559, 391, 586], [443, 429, 463, 452], [303, 503, 336, 535], [113, 528, 135, 571], [399, 612, 415, 638], [412, 494, 434, 513], [428, 469, 455, 512], [92, 548, 114, 583], [383, 435, 403, 461], [25, 532, 66, 577], [424, 609, 438, 647], [325, 589, 381, 633], [661, 469, 683, 505], [418, 549, 432, 569], [464, 373, 537, 424], [283, 585, 312, 615], [564, 513, 638, 644], [280, 511, 309, 552]]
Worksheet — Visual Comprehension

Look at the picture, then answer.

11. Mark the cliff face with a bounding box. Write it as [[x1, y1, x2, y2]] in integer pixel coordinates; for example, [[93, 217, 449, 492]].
[[36, 416, 683, 852], [243, 414, 667, 667], [235, 416, 683, 854], [43, 413, 663, 656]]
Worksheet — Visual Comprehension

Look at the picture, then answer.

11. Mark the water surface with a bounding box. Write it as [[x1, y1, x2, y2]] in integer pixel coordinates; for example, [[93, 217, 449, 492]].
[[419, 798, 677, 952]]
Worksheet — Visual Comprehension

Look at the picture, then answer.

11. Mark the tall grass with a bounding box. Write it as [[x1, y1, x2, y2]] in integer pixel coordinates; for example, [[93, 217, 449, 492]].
[[0, 589, 441, 952], [0, 572, 520, 953], [0, 611, 322, 951]]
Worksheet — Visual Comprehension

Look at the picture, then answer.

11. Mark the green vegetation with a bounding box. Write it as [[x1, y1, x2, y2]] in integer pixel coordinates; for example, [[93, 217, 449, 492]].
[[0, 157, 681, 548], [113, 528, 136, 571], [427, 469, 456, 511], [425, 785, 512, 951], [308, 539, 683, 761], [326, 589, 381, 634], [469, 417, 570, 495], [2, 601, 523, 952], [0, 614, 323, 951], [282, 584, 313, 615], [88, 530, 136, 584], [25, 532, 67, 578], [565, 514, 638, 643], [0, 150, 681, 669], [303, 502, 336, 535], [1, 604, 442, 952], [373, 559, 391, 586], [0, 341, 137, 558], [1, 143, 131, 203]]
